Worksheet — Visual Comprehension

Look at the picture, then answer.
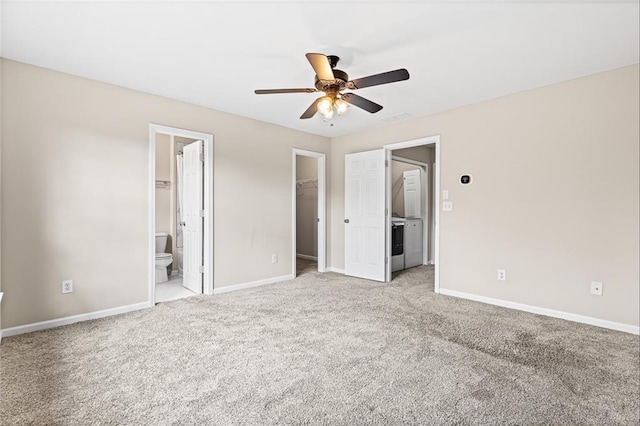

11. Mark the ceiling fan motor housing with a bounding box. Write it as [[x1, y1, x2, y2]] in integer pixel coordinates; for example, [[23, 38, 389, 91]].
[[314, 68, 349, 92]]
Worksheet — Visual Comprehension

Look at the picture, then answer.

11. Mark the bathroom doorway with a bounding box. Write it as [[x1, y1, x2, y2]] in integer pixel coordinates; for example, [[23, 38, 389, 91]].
[[292, 149, 326, 277], [149, 125, 214, 305]]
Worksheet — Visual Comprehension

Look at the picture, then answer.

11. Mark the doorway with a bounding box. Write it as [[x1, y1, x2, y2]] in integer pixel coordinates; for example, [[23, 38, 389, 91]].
[[342, 135, 440, 292], [148, 124, 214, 306], [385, 136, 440, 291], [388, 150, 432, 283], [292, 149, 327, 277]]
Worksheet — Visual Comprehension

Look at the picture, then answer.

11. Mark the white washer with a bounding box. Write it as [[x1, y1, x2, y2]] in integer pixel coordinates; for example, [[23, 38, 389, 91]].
[[403, 219, 423, 269]]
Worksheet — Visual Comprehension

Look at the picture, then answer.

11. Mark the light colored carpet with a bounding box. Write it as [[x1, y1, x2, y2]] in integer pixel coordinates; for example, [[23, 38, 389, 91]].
[[296, 256, 317, 277], [1, 266, 638, 425]]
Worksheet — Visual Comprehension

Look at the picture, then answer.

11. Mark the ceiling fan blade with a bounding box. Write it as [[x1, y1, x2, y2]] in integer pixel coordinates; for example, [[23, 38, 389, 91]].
[[300, 98, 322, 119], [255, 88, 317, 94], [341, 93, 383, 113], [347, 69, 410, 90], [305, 53, 335, 81]]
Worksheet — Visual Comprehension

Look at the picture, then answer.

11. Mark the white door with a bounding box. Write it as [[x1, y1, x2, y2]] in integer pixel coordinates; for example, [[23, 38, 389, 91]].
[[344, 149, 386, 281], [182, 141, 204, 294], [403, 169, 421, 218]]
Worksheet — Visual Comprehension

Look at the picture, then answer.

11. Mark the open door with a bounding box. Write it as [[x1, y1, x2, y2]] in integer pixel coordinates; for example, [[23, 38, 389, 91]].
[[344, 149, 386, 281], [182, 140, 204, 294], [403, 169, 421, 218]]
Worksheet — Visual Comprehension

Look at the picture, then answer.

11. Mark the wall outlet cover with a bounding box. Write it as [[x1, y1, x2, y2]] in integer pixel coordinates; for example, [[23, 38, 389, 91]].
[[591, 281, 603, 296], [62, 280, 73, 294]]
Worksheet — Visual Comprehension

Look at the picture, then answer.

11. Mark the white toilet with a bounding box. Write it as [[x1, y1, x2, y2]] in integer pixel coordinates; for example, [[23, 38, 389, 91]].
[[155, 233, 173, 283]]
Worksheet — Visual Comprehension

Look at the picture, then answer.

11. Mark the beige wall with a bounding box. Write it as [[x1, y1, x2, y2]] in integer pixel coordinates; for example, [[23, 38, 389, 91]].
[[331, 64, 639, 327], [393, 146, 432, 164], [1, 58, 637, 331], [1, 59, 329, 329], [296, 156, 318, 258]]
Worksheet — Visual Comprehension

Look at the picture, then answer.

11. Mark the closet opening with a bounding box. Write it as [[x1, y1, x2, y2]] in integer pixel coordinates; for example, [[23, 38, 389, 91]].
[[292, 149, 326, 277]]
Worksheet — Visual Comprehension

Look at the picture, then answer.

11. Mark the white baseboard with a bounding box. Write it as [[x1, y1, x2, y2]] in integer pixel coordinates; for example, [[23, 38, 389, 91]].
[[327, 267, 345, 274], [439, 288, 639, 335], [296, 254, 318, 261], [0, 292, 4, 343], [1, 302, 149, 339], [213, 274, 295, 295]]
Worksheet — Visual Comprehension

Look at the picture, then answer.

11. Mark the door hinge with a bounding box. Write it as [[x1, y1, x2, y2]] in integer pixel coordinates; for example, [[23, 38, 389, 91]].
[[385, 160, 389, 167], [199, 210, 205, 217], [199, 265, 205, 274], [199, 153, 205, 162], [385, 208, 388, 216], [385, 256, 388, 264], [317, 218, 320, 223]]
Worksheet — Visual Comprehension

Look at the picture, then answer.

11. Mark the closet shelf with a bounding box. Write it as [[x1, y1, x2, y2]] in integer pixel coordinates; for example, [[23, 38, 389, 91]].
[[156, 180, 171, 189]]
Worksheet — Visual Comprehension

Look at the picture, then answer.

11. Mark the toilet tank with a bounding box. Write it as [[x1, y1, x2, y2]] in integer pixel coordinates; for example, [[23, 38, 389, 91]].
[[155, 233, 169, 253]]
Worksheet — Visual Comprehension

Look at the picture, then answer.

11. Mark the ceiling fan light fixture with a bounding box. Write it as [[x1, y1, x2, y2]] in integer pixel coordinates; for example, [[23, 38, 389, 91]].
[[321, 108, 335, 120], [335, 98, 349, 115], [317, 96, 333, 115]]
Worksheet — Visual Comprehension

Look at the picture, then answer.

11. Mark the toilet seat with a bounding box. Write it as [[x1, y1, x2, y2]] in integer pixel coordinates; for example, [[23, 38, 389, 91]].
[[156, 252, 172, 259]]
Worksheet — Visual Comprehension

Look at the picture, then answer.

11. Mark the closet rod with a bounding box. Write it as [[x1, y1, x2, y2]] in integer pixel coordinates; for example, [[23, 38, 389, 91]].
[[296, 178, 318, 184]]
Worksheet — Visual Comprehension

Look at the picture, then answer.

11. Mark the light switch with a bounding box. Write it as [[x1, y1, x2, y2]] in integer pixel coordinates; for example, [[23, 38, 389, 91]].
[[442, 190, 450, 200], [442, 201, 453, 212]]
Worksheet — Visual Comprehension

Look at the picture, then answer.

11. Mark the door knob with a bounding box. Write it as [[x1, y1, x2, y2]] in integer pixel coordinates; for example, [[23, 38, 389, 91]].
[[344, 219, 350, 224]]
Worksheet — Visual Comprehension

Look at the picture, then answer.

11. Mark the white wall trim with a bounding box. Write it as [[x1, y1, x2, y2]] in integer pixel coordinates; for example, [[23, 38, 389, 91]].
[[149, 124, 214, 305], [0, 292, 4, 343], [296, 254, 318, 261], [383, 135, 440, 151], [292, 149, 327, 276], [327, 267, 345, 274], [213, 274, 295, 295], [1, 302, 149, 338], [439, 288, 640, 335], [391, 155, 429, 168]]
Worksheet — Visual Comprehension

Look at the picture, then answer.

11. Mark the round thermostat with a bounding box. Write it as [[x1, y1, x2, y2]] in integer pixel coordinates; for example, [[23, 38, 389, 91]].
[[460, 174, 472, 185]]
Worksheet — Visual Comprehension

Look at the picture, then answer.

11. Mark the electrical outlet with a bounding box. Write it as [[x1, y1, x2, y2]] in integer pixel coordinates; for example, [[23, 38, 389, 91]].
[[591, 281, 603, 296], [271, 254, 278, 264], [442, 201, 453, 212], [497, 269, 506, 281], [62, 280, 73, 294]]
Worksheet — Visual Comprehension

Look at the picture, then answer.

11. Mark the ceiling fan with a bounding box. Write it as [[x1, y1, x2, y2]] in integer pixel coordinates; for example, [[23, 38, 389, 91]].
[[255, 53, 410, 120]]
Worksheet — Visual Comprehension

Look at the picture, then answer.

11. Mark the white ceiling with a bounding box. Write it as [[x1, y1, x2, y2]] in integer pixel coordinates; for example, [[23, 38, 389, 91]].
[[2, 1, 639, 137]]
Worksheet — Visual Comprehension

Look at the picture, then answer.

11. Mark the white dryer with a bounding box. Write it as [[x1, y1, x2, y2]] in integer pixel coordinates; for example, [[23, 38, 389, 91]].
[[403, 219, 423, 269]]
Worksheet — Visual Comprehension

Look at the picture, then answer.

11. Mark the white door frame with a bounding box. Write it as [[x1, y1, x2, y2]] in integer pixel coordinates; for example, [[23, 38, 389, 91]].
[[391, 155, 429, 266], [292, 149, 327, 274], [384, 135, 441, 293], [148, 124, 214, 306]]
